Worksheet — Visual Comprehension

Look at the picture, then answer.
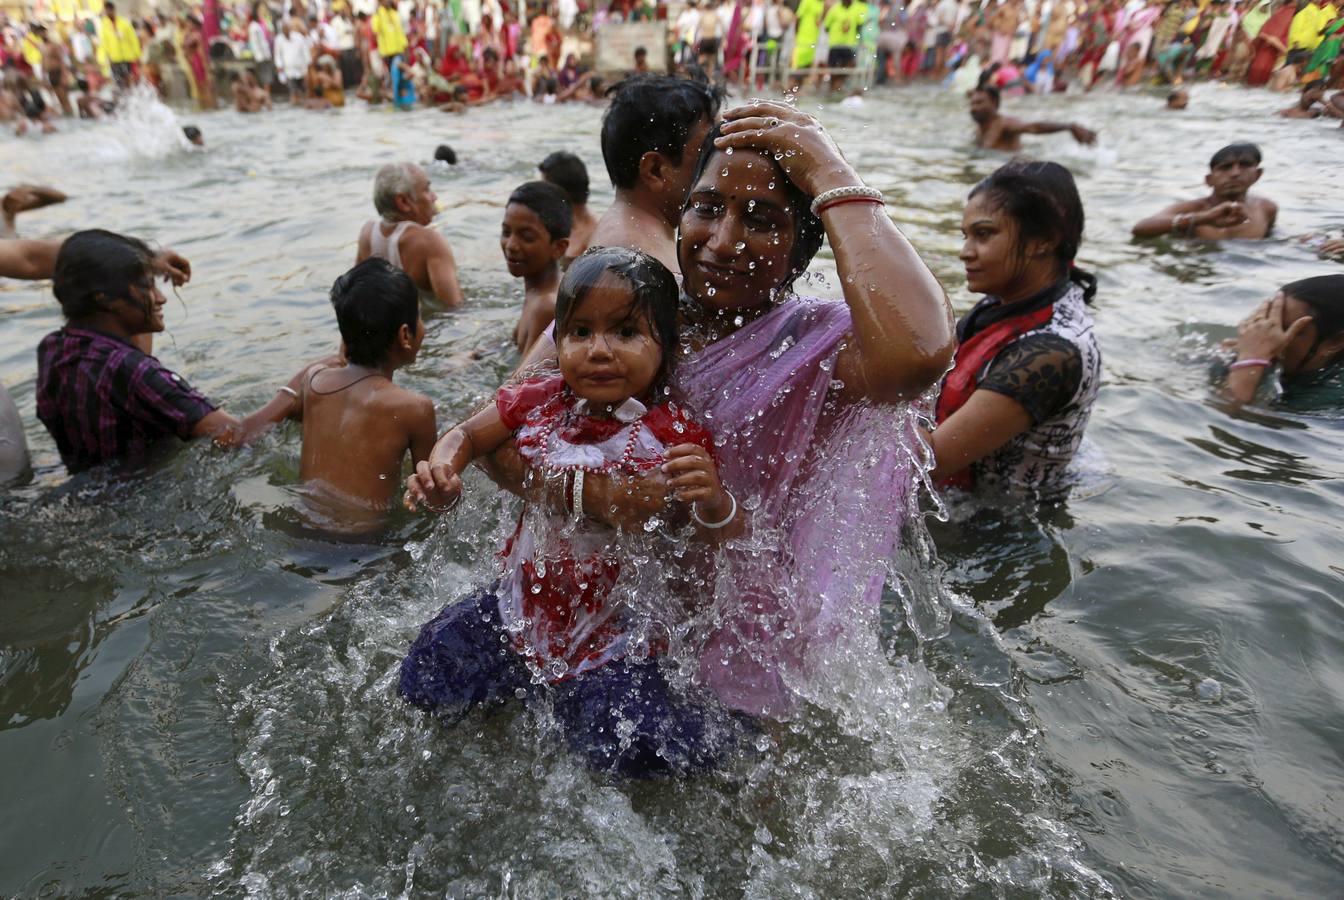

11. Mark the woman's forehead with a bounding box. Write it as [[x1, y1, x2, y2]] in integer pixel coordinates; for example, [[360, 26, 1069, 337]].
[[694, 149, 789, 200]]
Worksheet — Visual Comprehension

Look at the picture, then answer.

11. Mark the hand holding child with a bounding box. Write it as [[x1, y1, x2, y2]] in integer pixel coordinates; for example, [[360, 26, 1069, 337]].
[[404, 460, 463, 513], [662, 443, 733, 524]]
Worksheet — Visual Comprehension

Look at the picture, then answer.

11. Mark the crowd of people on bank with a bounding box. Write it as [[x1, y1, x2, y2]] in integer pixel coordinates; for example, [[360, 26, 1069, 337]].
[[5, 0, 1344, 128], [1, 69, 1341, 775]]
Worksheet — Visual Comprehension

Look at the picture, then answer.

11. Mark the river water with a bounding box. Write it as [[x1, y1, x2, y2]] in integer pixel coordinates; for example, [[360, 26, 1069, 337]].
[[1, 84, 1341, 897]]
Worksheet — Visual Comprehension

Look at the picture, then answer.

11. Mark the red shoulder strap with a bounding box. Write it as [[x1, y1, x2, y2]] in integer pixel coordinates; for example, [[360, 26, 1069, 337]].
[[934, 303, 1055, 489]]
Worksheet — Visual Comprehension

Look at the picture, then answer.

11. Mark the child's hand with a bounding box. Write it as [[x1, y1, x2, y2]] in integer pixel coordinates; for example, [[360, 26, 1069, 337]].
[[662, 444, 731, 521], [404, 461, 463, 513]]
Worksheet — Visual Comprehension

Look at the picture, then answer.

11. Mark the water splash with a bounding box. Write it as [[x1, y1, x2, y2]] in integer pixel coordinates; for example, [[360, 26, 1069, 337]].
[[91, 84, 194, 162]]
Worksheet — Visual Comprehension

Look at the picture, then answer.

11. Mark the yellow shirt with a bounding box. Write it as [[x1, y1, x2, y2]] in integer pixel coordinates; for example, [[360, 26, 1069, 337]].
[[22, 33, 44, 68], [823, 1, 865, 48], [1289, 2, 1338, 50], [372, 6, 408, 58], [99, 14, 141, 64]]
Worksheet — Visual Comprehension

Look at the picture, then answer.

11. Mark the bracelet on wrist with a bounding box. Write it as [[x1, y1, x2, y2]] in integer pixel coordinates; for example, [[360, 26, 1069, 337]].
[[810, 185, 884, 217], [1228, 357, 1273, 371], [692, 490, 737, 529], [571, 469, 586, 523]]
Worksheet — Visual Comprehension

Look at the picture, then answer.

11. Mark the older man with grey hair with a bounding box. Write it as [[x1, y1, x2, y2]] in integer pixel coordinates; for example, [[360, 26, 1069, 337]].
[[356, 162, 462, 307]]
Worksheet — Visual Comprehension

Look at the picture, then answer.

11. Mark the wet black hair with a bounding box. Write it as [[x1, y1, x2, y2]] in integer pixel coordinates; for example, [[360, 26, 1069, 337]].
[[600, 74, 724, 190], [328, 258, 418, 366], [183, 125, 202, 143], [1209, 142, 1261, 168], [554, 247, 679, 395], [634, 46, 647, 57], [538, 150, 590, 205], [434, 143, 457, 164], [1303, 79, 1326, 93], [1282, 274, 1344, 347], [683, 122, 827, 297], [506, 181, 573, 241], [972, 83, 1001, 105], [53, 229, 158, 321], [969, 159, 1095, 302]]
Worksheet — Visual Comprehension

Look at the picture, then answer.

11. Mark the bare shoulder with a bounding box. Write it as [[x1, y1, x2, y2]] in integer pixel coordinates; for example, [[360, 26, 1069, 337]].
[[1250, 194, 1278, 215], [377, 383, 436, 423], [405, 224, 454, 254]]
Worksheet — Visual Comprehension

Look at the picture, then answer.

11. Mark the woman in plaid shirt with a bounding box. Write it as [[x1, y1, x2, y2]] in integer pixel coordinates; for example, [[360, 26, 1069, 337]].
[[36, 230, 308, 473]]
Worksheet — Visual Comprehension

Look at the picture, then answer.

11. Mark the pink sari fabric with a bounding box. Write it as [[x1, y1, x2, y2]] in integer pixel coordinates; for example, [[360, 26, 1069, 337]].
[[676, 295, 927, 717]]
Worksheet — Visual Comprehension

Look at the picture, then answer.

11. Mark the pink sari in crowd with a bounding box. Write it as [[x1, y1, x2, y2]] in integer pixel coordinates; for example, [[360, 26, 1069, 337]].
[[677, 295, 931, 717]]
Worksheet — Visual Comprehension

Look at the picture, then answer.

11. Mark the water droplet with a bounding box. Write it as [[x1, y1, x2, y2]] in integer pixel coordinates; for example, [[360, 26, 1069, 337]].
[[725, 146, 733, 155]]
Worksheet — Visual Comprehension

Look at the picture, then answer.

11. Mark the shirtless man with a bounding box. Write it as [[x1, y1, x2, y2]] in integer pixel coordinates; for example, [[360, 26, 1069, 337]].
[[1132, 142, 1278, 240], [1276, 80, 1338, 118], [587, 74, 724, 275], [356, 162, 463, 307], [40, 28, 74, 117], [969, 86, 1097, 152], [295, 258, 435, 527], [231, 70, 272, 112]]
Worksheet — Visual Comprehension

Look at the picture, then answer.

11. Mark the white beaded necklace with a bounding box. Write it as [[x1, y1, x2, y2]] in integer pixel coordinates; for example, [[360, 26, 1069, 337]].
[[534, 401, 646, 474]]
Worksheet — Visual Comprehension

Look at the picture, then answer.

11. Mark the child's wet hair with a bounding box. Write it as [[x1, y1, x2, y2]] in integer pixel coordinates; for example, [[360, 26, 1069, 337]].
[[52, 229, 158, 321], [554, 247, 680, 395], [506, 181, 573, 241], [329, 258, 418, 366]]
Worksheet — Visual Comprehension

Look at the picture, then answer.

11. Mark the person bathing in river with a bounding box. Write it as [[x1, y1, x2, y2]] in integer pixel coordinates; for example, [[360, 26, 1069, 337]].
[[413, 100, 953, 739], [539, 151, 598, 260], [231, 70, 273, 112], [1276, 80, 1336, 118], [1131, 142, 1277, 240], [295, 258, 436, 513], [587, 75, 725, 277], [356, 162, 463, 307], [926, 160, 1101, 500], [969, 85, 1097, 152], [35, 230, 309, 473], [503, 181, 572, 356], [1220, 275, 1344, 408], [401, 248, 745, 777]]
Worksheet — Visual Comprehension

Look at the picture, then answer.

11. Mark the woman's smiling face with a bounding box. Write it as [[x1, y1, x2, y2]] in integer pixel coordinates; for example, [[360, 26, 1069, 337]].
[[678, 149, 798, 313]]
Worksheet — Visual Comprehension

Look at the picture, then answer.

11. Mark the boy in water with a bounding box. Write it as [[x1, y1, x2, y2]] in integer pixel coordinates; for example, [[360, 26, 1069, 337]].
[[1132, 142, 1278, 240], [296, 258, 436, 512], [502, 181, 572, 355]]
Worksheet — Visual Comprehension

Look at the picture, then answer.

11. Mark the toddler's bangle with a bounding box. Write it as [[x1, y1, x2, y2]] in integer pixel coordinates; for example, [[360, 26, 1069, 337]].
[[1229, 357, 1273, 371], [810, 185, 884, 217], [692, 490, 737, 529], [277, 385, 299, 399], [572, 469, 586, 523]]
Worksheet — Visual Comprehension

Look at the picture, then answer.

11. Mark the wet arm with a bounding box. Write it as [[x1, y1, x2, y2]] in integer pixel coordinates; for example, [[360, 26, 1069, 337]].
[[924, 389, 1033, 482], [425, 233, 464, 307], [827, 197, 956, 403], [190, 365, 311, 446], [428, 405, 514, 478], [1132, 201, 1200, 238], [0, 237, 61, 280], [407, 396, 438, 465]]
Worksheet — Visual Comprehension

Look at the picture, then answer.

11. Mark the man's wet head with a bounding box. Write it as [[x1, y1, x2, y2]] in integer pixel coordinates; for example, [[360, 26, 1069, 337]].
[[1206, 143, 1262, 201], [969, 86, 1000, 124]]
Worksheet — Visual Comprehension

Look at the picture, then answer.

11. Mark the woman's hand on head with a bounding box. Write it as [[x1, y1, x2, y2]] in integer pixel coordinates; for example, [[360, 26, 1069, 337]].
[[151, 249, 192, 286], [1236, 294, 1313, 362], [715, 99, 860, 198], [404, 461, 463, 513]]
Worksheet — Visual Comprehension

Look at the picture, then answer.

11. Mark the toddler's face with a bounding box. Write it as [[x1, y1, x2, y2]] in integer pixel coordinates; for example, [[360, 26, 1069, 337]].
[[557, 276, 662, 408]]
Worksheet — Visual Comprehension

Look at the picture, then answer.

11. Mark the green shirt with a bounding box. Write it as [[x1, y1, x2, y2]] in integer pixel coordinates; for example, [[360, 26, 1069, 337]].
[[796, 0, 825, 46], [824, 1, 865, 48]]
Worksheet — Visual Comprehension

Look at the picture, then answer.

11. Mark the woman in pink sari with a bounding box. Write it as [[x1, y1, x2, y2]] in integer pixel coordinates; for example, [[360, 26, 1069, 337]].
[[403, 100, 954, 770]]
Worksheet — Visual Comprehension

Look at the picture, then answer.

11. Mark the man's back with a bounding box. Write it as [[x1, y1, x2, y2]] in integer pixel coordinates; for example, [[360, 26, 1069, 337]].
[[299, 365, 434, 508]]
